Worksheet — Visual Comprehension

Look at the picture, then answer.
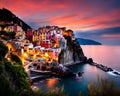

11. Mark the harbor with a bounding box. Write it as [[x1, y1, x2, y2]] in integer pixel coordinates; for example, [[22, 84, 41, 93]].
[[25, 59, 81, 83], [5, 40, 86, 84]]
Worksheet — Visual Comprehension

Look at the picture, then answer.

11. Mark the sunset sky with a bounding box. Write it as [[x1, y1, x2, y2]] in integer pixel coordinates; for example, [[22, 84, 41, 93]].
[[0, 0, 120, 45]]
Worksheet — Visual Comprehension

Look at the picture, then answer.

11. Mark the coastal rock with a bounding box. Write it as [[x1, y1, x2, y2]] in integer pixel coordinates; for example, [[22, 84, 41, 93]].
[[58, 35, 86, 66], [87, 58, 93, 64]]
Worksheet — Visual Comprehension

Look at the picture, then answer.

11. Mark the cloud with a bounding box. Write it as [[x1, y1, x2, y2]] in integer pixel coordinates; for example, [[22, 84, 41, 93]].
[[0, 0, 120, 44], [58, 8, 120, 31], [75, 27, 120, 44], [75, 27, 120, 37]]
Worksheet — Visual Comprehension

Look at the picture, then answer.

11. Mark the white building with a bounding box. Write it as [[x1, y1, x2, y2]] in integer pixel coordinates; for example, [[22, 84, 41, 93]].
[[24, 43, 33, 51]]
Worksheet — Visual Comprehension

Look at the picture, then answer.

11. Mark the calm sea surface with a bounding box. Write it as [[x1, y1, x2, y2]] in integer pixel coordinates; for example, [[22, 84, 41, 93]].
[[38, 45, 120, 96]]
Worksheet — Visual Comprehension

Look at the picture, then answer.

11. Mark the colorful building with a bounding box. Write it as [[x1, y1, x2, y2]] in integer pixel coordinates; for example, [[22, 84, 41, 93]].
[[22, 26, 73, 62]]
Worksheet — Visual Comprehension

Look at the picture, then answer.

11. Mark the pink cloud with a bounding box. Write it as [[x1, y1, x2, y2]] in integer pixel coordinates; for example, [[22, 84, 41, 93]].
[[101, 34, 120, 40], [0, 0, 120, 31]]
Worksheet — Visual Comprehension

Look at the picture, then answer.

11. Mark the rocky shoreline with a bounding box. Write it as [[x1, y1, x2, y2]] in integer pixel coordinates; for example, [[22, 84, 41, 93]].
[[26, 56, 120, 86], [28, 58, 87, 83], [64, 56, 87, 67], [87, 58, 120, 76]]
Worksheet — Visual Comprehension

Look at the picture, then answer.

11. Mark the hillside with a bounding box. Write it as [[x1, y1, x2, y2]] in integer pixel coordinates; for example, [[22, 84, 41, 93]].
[[0, 8, 31, 31], [77, 38, 102, 45]]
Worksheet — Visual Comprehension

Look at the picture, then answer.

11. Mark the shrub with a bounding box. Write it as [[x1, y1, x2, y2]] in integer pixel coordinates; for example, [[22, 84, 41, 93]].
[[0, 40, 8, 57], [10, 53, 22, 65], [46, 86, 69, 96], [87, 77, 120, 96]]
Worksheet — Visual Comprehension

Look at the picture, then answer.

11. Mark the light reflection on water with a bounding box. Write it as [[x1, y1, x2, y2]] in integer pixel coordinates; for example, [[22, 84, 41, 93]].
[[46, 78, 58, 88], [38, 45, 120, 96], [81, 45, 120, 71]]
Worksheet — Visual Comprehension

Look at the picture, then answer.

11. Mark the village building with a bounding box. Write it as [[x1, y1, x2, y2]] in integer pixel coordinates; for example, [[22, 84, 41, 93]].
[[10, 25, 74, 63]]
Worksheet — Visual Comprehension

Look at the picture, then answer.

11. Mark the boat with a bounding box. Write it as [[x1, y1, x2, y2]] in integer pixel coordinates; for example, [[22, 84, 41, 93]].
[[78, 71, 84, 76], [75, 72, 84, 80]]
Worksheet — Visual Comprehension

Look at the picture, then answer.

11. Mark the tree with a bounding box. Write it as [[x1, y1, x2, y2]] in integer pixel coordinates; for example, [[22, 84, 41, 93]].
[[0, 61, 15, 96], [0, 31, 16, 40], [0, 40, 8, 57], [10, 53, 22, 65]]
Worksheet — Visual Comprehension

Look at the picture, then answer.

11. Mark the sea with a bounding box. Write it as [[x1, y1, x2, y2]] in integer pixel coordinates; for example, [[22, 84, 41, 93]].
[[37, 45, 120, 96]]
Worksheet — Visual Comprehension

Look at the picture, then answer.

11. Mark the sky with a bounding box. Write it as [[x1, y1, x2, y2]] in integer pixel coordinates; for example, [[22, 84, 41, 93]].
[[0, 0, 120, 45]]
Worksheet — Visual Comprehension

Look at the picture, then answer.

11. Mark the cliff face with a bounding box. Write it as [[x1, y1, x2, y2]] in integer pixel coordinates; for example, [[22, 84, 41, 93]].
[[60, 47, 74, 65], [58, 35, 85, 66]]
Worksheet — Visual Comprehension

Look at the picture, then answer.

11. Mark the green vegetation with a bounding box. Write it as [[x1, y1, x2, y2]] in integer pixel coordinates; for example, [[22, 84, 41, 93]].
[[0, 40, 68, 96], [10, 53, 22, 65], [4, 61, 30, 89], [0, 40, 30, 96], [0, 40, 120, 96], [0, 62, 15, 96], [87, 78, 120, 96], [0, 31, 16, 40], [46, 87, 69, 96], [0, 40, 8, 58], [0, 41, 14, 96]]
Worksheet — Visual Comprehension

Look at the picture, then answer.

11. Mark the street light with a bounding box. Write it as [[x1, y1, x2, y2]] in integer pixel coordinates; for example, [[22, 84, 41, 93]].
[[45, 52, 49, 57], [7, 57, 10, 61], [23, 53, 28, 58]]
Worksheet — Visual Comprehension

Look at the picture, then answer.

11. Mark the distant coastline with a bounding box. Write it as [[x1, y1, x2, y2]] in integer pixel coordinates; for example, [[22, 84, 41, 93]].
[[77, 38, 102, 45]]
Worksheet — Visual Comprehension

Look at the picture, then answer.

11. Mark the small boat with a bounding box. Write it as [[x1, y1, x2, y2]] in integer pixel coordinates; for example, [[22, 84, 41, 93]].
[[78, 71, 84, 76], [75, 72, 84, 80], [75, 75, 82, 80]]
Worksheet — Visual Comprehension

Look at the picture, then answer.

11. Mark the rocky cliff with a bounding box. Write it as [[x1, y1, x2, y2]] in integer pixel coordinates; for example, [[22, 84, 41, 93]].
[[58, 35, 86, 66]]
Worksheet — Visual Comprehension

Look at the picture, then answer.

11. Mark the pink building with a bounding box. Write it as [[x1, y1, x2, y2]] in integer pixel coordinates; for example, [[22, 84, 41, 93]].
[[14, 24, 23, 32], [26, 29, 33, 41]]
